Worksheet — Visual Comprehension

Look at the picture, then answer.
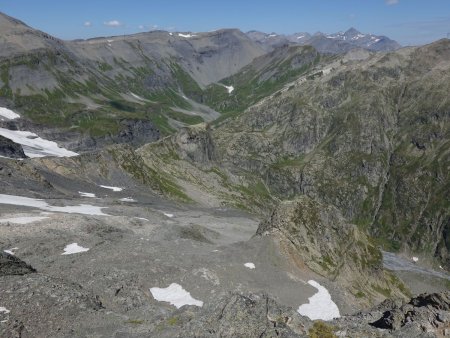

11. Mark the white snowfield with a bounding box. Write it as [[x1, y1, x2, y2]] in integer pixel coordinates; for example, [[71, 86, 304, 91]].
[[224, 85, 234, 94], [178, 33, 197, 38], [3, 247, 18, 255], [62, 243, 89, 255], [79, 192, 96, 198], [0, 194, 109, 216], [163, 212, 174, 218], [297, 280, 340, 321], [244, 262, 256, 269], [0, 127, 78, 158], [150, 283, 203, 309], [0, 107, 20, 120], [0, 216, 49, 224], [119, 197, 136, 202], [130, 92, 146, 101], [99, 185, 123, 192]]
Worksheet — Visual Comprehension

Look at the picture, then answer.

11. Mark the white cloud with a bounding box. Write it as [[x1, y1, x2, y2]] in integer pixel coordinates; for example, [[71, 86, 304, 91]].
[[84, 21, 92, 27], [385, 0, 399, 5], [104, 20, 123, 27], [138, 24, 145, 30]]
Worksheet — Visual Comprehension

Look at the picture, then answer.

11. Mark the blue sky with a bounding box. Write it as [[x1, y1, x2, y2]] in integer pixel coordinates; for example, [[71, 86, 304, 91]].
[[1, 0, 449, 45]]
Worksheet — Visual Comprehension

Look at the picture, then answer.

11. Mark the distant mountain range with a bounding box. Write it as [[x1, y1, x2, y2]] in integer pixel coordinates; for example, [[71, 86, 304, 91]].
[[246, 27, 401, 53]]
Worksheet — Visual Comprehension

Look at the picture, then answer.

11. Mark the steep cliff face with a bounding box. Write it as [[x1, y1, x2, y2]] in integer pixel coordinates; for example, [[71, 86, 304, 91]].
[[171, 123, 217, 165], [257, 196, 409, 304]]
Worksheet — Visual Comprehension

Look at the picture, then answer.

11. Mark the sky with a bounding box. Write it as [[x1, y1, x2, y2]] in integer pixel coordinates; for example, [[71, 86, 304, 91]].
[[1, 0, 449, 46]]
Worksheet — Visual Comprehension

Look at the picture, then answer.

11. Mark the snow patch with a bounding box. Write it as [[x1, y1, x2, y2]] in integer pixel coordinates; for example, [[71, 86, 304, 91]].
[[79, 192, 96, 198], [49, 204, 107, 215], [62, 243, 89, 255], [268, 34, 277, 37], [3, 247, 18, 255], [412, 256, 419, 262], [178, 33, 197, 38], [0, 194, 109, 216], [99, 185, 123, 192], [297, 280, 340, 321], [0, 307, 10, 314], [163, 212, 174, 218], [134, 217, 149, 221], [0, 127, 78, 158], [0, 216, 49, 224], [244, 262, 255, 269], [224, 85, 234, 94], [130, 93, 145, 101], [0, 107, 20, 120], [120, 197, 136, 202], [150, 283, 203, 308], [351, 33, 366, 40]]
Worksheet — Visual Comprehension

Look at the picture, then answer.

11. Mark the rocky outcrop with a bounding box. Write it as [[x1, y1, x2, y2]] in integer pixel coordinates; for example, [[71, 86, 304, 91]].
[[0, 135, 27, 158], [171, 123, 216, 165], [0, 273, 104, 338], [150, 292, 310, 337], [257, 196, 409, 303], [370, 292, 450, 332], [0, 252, 36, 276], [150, 289, 450, 338]]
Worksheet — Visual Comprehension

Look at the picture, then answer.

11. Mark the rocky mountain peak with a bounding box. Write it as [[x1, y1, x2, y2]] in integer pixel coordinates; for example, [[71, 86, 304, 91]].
[[344, 27, 362, 38]]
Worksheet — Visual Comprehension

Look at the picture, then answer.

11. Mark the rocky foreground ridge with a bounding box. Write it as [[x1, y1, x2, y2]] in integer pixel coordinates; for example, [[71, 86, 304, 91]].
[[1, 251, 447, 337]]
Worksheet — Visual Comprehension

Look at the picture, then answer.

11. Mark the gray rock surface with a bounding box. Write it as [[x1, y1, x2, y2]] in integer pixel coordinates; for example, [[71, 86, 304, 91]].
[[0, 252, 36, 276], [0, 135, 27, 159], [151, 292, 310, 337]]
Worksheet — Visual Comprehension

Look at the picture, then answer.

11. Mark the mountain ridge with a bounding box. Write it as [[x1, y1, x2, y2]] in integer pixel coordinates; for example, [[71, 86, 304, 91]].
[[246, 27, 401, 53]]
